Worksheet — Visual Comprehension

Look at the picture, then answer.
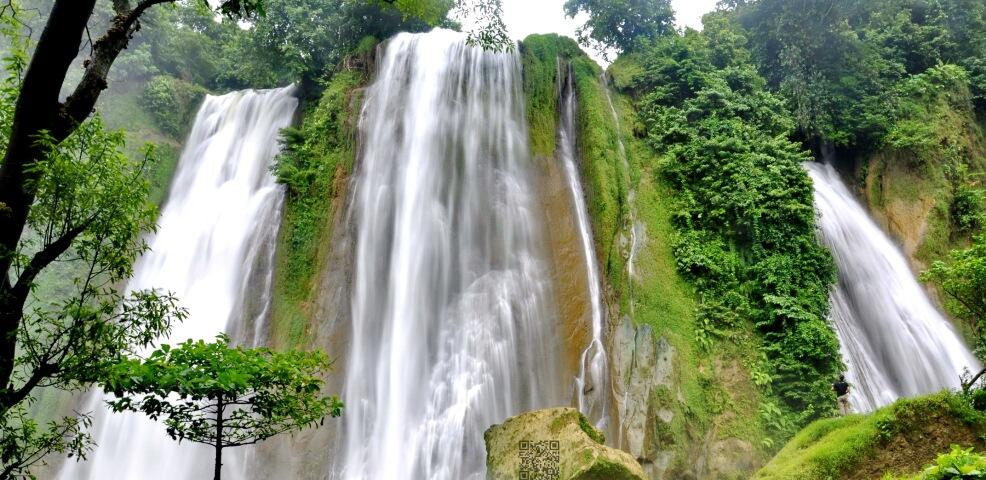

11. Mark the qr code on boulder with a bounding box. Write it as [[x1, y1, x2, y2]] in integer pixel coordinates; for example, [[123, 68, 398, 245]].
[[518, 440, 560, 480]]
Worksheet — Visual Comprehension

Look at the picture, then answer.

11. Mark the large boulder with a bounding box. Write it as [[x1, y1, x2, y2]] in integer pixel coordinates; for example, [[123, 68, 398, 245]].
[[485, 408, 647, 480]]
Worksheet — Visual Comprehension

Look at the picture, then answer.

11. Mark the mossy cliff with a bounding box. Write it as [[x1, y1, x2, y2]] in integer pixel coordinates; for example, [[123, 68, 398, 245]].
[[267, 69, 367, 350], [521, 34, 770, 479]]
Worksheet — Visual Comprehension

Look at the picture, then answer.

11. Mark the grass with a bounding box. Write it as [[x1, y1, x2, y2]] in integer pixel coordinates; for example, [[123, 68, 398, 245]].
[[756, 392, 986, 480]]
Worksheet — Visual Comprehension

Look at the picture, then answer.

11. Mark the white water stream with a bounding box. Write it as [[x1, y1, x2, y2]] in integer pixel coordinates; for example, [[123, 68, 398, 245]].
[[58, 86, 296, 480], [808, 162, 979, 412], [336, 30, 563, 480], [558, 65, 610, 431]]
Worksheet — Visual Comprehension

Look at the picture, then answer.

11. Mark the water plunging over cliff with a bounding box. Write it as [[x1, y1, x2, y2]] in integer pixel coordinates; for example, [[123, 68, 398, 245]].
[[807, 162, 979, 412], [336, 30, 563, 480], [58, 86, 296, 480], [558, 65, 610, 431]]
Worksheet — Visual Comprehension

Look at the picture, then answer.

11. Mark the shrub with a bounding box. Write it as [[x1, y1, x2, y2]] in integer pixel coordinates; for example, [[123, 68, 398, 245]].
[[952, 184, 984, 233], [139, 75, 208, 138], [918, 446, 986, 480]]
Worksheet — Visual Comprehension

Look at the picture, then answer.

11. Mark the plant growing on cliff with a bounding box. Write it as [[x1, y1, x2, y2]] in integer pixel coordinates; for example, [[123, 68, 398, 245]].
[[623, 14, 842, 427], [102, 335, 342, 480], [922, 234, 986, 358]]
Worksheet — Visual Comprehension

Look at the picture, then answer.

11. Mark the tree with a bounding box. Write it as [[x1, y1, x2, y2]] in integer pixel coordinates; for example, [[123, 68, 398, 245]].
[[0, 0, 263, 407], [102, 335, 342, 480], [0, 0, 507, 475], [0, 17, 188, 476], [0, 1, 260, 475], [563, 0, 675, 55]]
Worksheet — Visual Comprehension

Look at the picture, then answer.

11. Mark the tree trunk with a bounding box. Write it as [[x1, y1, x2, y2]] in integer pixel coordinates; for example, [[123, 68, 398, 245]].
[[214, 396, 224, 480], [0, 0, 178, 406], [0, 0, 97, 399]]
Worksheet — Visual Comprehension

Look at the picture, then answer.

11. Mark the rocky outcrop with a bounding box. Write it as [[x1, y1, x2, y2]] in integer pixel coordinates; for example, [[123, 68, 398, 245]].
[[611, 319, 677, 479], [485, 408, 646, 480]]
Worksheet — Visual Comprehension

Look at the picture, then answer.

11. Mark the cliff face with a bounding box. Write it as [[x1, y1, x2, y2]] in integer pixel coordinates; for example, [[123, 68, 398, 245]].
[[520, 35, 770, 479], [262, 35, 773, 480], [850, 70, 985, 338]]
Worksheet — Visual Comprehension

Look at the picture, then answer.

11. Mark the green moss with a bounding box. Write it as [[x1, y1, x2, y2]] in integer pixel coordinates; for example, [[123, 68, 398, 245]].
[[268, 70, 365, 349], [580, 459, 645, 480], [519, 34, 583, 157], [571, 56, 630, 295], [579, 413, 606, 444]]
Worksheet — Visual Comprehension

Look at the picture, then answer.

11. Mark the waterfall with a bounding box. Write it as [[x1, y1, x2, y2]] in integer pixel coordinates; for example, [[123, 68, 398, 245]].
[[57, 86, 296, 480], [599, 70, 638, 451], [558, 65, 609, 430], [807, 162, 979, 413], [598, 73, 638, 284], [336, 30, 563, 480]]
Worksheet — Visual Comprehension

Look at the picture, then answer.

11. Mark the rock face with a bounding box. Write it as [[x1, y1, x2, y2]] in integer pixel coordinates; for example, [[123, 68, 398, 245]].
[[485, 408, 647, 480], [611, 318, 678, 479]]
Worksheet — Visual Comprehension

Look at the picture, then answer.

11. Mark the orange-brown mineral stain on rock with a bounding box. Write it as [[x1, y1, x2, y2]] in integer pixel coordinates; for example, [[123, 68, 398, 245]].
[[536, 153, 593, 386]]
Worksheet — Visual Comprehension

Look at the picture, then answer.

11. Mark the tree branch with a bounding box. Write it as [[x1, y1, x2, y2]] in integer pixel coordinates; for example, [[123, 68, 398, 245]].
[[12, 219, 93, 304], [62, 0, 175, 129], [0, 361, 56, 413]]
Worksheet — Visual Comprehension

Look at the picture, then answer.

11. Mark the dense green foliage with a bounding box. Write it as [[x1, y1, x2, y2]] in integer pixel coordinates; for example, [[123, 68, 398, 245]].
[[716, 0, 986, 357], [103, 335, 341, 479], [139, 75, 208, 138], [612, 15, 840, 430], [757, 392, 986, 480], [906, 446, 986, 480], [563, 0, 675, 55], [734, 0, 986, 146], [214, 0, 443, 89]]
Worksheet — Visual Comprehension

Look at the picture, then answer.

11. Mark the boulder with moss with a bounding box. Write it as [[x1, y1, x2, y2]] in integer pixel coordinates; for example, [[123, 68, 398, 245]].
[[485, 407, 646, 480]]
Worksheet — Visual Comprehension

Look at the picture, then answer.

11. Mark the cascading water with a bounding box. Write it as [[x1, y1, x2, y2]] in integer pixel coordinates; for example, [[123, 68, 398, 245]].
[[598, 71, 637, 450], [57, 86, 297, 480], [558, 65, 609, 431], [337, 30, 563, 480], [599, 73, 638, 284], [807, 162, 979, 413]]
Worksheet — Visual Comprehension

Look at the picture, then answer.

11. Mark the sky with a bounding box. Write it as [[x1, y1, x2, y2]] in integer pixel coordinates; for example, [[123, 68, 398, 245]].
[[497, 0, 718, 65]]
